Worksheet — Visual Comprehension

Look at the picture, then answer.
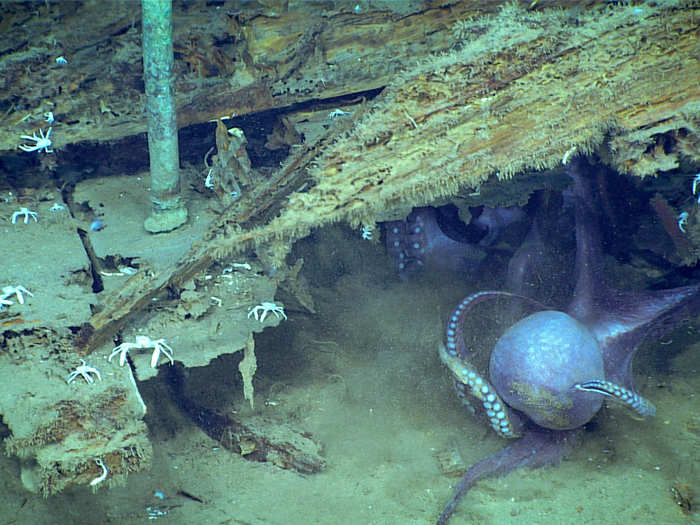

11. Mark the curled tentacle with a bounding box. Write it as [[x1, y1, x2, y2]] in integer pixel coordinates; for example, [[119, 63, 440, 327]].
[[442, 291, 547, 438], [445, 291, 547, 360], [384, 207, 487, 277], [574, 379, 656, 418], [440, 344, 524, 438]]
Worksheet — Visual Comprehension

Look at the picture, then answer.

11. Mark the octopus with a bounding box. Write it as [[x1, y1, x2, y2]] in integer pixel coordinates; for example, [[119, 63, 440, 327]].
[[383, 204, 525, 277], [436, 159, 700, 524]]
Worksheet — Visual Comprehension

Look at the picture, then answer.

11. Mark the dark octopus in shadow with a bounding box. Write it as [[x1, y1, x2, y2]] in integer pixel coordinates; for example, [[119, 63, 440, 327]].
[[383, 204, 525, 277], [436, 159, 700, 524]]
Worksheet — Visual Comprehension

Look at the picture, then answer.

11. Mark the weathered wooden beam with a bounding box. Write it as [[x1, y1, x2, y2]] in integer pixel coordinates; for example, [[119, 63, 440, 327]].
[[206, 1, 700, 245], [0, 1, 606, 150], [75, 1, 700, 350]]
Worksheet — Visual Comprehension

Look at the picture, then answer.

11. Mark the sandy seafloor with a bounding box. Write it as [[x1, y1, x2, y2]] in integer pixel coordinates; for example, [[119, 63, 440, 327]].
[[0, 221, 698, 525]]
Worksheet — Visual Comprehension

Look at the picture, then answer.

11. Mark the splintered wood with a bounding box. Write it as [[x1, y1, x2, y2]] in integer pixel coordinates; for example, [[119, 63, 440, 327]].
[[239, 335, 258, 410]]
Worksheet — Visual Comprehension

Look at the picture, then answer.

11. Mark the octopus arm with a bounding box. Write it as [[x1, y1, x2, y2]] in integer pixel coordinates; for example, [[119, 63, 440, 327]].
[[437, 427, 580, 525], [574, 379, 655, 417]]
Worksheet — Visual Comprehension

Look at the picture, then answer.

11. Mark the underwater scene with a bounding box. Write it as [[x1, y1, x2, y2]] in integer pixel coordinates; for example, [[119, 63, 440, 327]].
[[0, 0, 698, 524]]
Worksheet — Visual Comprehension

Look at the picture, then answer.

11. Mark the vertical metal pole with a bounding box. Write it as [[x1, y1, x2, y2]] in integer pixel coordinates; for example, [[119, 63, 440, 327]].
[[141, 0, 187, 232]]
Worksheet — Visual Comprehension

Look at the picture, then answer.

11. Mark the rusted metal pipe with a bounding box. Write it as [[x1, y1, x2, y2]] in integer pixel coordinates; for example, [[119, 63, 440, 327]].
[[141, 0, 187, 232]]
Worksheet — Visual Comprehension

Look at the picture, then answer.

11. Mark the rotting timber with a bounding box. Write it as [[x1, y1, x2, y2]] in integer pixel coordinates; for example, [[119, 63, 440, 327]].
[[0, 0, 586, 149], [1, 0, 699, 495], [77, 0, 700, 353]]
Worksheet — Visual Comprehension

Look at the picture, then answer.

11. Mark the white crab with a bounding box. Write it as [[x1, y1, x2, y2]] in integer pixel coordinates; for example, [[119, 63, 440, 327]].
[[108, 335, 174, 368], [248, 301, 287, 322], [678, 211, 689, 233], [360, 223, 374, 240], [0, 285, 33, 305], [10, 207, 38, 224], [328, 108, 351, 119], [67, 359, 102, 384], [19, 127, 53, 153], [693, 172, 700, 203]]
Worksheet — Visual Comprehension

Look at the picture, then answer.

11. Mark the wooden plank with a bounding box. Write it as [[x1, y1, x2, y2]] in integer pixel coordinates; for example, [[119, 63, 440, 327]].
[[0, 1, 605, 149], [74, 2, 700, 349], [210, 1, 700, 244]]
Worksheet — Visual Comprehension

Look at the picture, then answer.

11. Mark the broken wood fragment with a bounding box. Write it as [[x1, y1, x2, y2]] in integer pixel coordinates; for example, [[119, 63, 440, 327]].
[[167, 366, 326, 475]]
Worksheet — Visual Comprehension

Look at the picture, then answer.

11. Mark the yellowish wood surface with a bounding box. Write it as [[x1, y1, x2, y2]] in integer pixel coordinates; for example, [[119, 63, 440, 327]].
[[211, 1, 700, 252]]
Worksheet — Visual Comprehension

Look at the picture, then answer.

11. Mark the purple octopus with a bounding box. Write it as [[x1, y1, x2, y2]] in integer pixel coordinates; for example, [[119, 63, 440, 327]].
[[383, 205, 525, 277], [436, 159, 700, 524]]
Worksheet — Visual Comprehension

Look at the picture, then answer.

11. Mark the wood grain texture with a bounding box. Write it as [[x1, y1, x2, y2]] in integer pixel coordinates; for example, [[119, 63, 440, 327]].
[[0, 1, 606, 148]]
